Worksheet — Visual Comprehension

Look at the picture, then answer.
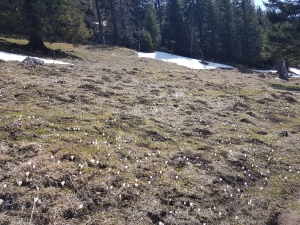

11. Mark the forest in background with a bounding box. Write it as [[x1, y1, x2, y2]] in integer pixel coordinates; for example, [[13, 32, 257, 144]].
[[0, 0, 299, 68]]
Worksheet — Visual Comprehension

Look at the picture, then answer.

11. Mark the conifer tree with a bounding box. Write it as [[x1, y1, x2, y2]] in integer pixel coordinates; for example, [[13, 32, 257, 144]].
[[183, 0, 200, 58], [139, 28, 154, 52], [215, 0, 234, 62], [94, 0, 104, 42], [154, 0, 166, 38], [0, 0, 23, 35], [231, 0, 264, 66], [247, 6, 266, 66], [194, 0, 205, 49], [203, 0, 218, 60], [164, 0, 186, 54], [144, 4, 161, 49], [264, 0, 300, 62], [264, 0, 300, 79], [0, 0, 92, 50]]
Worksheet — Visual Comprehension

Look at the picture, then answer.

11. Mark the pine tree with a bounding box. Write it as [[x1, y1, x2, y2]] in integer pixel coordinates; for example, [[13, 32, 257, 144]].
[[194, 0, 205, 49], [231, 0, 244, 63], [215, 0, 234, 62], [247, 6, 266, 66], [94, 0, 104, 42], [164, 0, 186, 54], [230, 0, 264, 66], [0, 0, 23, 35], [144, 4, 161, 49], [153, 0, 166, 40], [139, 28, 154, 52], [101, 0, 138, 47], [203, 0, 218, 60], [132, 0, 148, 31], [264, 0, 300, 61], [264, 0, 300, 79], [183, 0, 200, 58], [0, 0, 92, 50]]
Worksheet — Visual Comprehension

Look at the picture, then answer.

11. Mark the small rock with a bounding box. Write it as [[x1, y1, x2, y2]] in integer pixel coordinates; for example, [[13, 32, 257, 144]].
[[279, 130, 288, 137], [199, 60, 209, 65], [240, 118, 252, 123], [22, 56, 44, 65], [258, 73, 266, 78]]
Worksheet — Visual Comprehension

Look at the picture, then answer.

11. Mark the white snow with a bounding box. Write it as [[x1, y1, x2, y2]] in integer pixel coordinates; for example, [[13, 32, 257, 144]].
[[290, 68, 300, 77], [1, 49, 298, 78], [251, 68, 300, 78], [0, 51, 71, 65], [137, 51, 300, 78], [137, 51, 233, 70]]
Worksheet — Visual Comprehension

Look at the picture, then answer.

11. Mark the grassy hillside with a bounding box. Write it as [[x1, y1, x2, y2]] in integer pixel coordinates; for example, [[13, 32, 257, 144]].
[[0, 36, 300, 225]]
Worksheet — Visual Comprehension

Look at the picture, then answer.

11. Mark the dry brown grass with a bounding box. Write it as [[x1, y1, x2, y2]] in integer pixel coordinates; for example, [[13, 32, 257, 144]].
[[0, 36, 300, 224]]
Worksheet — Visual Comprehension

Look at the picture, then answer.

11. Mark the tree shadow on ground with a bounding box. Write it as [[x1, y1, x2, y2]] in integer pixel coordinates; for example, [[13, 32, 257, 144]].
[[0, 37, 81, 60], [234, 64, 256, 74]]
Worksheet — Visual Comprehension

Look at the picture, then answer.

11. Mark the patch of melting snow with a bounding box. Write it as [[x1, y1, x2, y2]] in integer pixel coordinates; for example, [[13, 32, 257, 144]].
[[0, 51, 71, 65], [251, 68, 300, 78], [290, 68, 300, 77], [137, 51, 233, 70]]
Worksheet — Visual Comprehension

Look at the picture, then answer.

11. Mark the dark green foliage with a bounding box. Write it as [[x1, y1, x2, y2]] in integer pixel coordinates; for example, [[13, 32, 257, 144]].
[[264, 0, 300, 63], [230, 0, 265, 66], [183, 0, 201, 58], [216, 0, 234, 62], [163, 0, 186, 54], [115, 0, 138, 47], [144, 4, 161, 49], [0, 0, 92, 50], [203, 0, 218, 60], [0, 0, 29, 35], [139, 29, 154, 52], [194, 0, 205, 49], [46, 2, 92, 43]]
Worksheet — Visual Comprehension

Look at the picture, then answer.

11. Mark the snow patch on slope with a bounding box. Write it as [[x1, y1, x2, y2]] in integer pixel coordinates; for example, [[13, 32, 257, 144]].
[[137, 51, 233, 70], [251, 68, 300, 78], [0, 51, 71, 65]]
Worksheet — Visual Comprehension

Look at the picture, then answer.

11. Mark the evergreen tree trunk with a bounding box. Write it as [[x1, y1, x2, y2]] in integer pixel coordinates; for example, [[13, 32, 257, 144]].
[[242, 0, 250, 66], [155, 0, 163, 32], [109, 0, 118, 40], [277, 60, 289, 81], [27, 35, 47, 51], [195, 0, 204, 48], [95, 0, 103, 43], [217, 0, 233, 62], [205, 0, 217, 60], [24, 0, 47, 51], [154, 0, 163, 45], [164, 0, 185, 54]]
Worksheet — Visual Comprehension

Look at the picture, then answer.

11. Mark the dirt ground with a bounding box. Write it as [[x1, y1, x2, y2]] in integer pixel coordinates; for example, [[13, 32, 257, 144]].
[[0, 39, 300, 224], [277, 191, 300, 225]]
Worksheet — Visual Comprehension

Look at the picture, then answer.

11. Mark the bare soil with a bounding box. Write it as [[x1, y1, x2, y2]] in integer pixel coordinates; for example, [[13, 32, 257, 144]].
[[0, 39, 300, 225]]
